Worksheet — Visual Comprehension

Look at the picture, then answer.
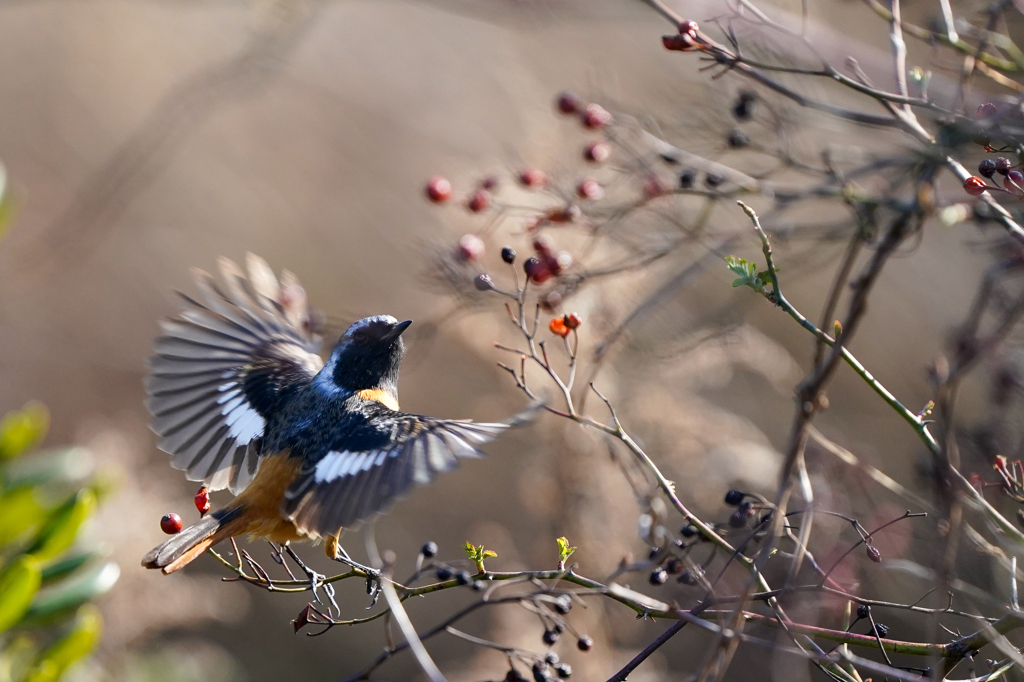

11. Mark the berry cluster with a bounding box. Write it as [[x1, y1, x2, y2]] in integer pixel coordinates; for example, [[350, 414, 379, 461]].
[[963, 101, 1024, 199]]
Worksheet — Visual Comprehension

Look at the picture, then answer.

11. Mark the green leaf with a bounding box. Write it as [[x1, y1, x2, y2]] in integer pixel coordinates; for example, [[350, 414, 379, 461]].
[[24, 489, 96, 562], [24, 605, 102, 682], [556, 537, 576, 565], [40, 551, 99, 585], [2, 447, 95, 490], [0, 487, 46, 546], [0, 403, 49, 461], [24, 562, 119, 622], [0, 556, 42, 632]]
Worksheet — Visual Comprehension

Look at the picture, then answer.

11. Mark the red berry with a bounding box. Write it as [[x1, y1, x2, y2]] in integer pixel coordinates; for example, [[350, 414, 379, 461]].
[[576, 178, 604, 200], [458, 234, 485, 261], [643, 176, 667, 199], [547, 204, 581, 223], [532, 236, 554, 257], [678, 19, 699, 35], [866, 545, 882, 563], [161, 513, 183, 535], [194, 486, 210, 516], [524, 215, 544, 231], [550, 251, 573, 274], [524, 257, 552, 284], [581, 103, 612, 129], [556, 90, 583, 115], [480, 176, 499, 191], [583, 142, 611, 164], [518, 169, 548, 188], [996, 157, 1013, 175], [467, 189, 491, 213], [663, 33, 698, 51], [425, 176, 452, 203], [963, 177, 986, 196], [563, 313, 581, 329]]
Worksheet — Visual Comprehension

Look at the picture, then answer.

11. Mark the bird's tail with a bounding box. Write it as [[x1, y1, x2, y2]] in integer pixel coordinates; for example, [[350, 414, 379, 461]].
[[142, 507, 244, 575]]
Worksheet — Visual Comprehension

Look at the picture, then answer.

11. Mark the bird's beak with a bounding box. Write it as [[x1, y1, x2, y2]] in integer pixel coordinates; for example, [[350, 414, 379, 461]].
[[383, 319, 412, 342]]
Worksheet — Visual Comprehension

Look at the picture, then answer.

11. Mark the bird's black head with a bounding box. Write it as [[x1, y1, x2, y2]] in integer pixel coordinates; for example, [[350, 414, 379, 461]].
[[328, 315, 411, 396]]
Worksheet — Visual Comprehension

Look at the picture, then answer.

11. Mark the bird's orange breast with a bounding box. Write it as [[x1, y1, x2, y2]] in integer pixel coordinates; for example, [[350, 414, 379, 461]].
[[357, 388, 399, 411], [231, 451, 306, 543]]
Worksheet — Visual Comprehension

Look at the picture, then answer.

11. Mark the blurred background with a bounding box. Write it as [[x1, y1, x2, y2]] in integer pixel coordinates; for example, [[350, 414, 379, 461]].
[[0, 0, 1020, 680]]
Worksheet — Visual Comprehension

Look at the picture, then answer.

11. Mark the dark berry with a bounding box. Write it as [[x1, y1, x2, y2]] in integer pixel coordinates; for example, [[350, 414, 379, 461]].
[[160, 513, 183, 534], [532, 662, 551, 682], [545, 653, 559, 666], [649, 568, 668, 585], [705, 173, 723, 188], [557, 90, 583, 115], [995, 157, 1013, 175], [727, 129, 749, 148], [577, 635, 593, 651], [506, 670, 527, 682], [543, 629, 559, 645], [1006, 170, 1024, 195], [733, 95, 756, 121], [554, 595, 572, 614], [870, 623, 889, 638], [856, 603, 870, 620], [421, 541, 438, 558], [866, 545, 882, 563], [480, 176, 499, 191], [425, 176, 453, 203], [474, 273, 494, 291], [552, 622, 565, 634], [501, 246, 516, 264], [977, 102, 998, 118], [679, 566, 703, 585], [456, 570, 472, 585], [679, 170, 695, 189], [666, 558, 683, 574], [648, 546, 661, 560], [436, 566, 454, 581], [729, 510, 748, 528], [556, 663, 572, 679], [979, 158, 997, 178], [737, 500, 753, 516], [724, 489, 744, 506], [680, 524, 698, 537]]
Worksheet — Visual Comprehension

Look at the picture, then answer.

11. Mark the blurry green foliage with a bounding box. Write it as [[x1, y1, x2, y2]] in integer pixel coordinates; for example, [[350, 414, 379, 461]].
[[0, 403, 118, 682]]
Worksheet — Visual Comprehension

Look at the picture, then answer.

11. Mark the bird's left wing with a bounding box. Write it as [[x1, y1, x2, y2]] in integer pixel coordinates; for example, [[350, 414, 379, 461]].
[[283, 412, 523, 539], [146, 254, 324, 494]]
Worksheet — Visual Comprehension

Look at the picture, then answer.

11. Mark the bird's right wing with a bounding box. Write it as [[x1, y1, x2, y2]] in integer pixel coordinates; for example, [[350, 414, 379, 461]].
[[283, 409, 536, 539], [146, 254, 325, 494]]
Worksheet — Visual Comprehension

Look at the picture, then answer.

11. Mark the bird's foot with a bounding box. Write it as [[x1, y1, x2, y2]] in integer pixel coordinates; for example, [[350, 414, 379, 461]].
[[329, 542, 382, 609], [284, 545, 340, 615]]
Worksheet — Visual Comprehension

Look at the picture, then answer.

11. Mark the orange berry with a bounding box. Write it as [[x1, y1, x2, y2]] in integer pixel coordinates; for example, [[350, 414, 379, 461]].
[[549, 317, 570, 337]]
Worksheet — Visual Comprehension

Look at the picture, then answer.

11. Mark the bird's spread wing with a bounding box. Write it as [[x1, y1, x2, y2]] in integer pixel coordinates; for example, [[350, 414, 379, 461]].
[[146, 254, 324, 494], [283, 413, 517, 538]]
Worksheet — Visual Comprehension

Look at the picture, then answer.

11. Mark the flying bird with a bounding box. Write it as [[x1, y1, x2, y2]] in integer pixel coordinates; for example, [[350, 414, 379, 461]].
[[142, 254, 524, 576]]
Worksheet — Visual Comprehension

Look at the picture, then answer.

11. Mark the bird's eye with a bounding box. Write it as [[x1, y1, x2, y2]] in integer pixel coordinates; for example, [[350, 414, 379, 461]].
[[353, 331, 368, 344]]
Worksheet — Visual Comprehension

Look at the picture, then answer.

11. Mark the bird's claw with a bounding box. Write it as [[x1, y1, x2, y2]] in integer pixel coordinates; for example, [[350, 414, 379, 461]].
[[365, 574, 382, 609]]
